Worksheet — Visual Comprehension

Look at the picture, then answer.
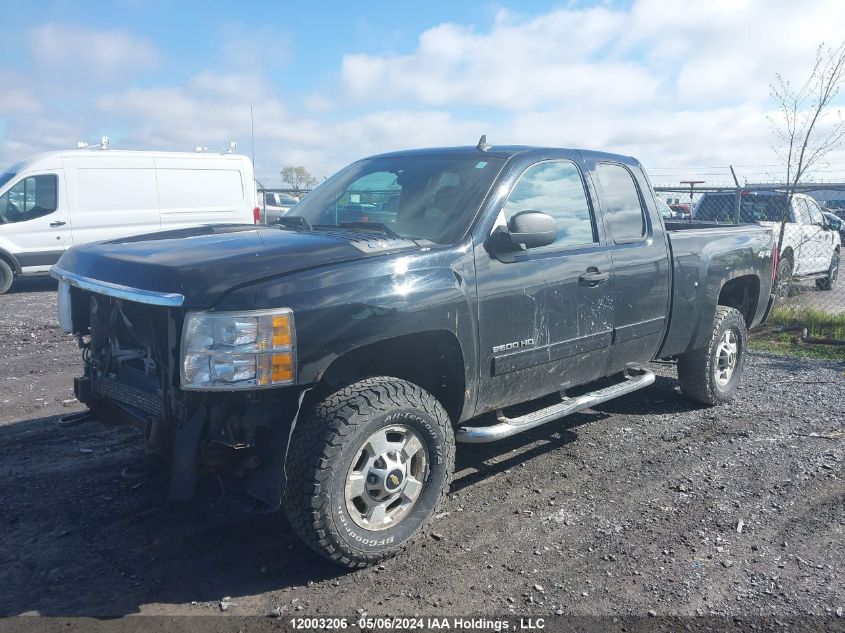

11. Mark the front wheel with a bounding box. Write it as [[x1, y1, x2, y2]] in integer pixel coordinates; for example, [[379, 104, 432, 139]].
[[284, 377, 455, 568], [0, 259, 13, 295], [815, 251, 839, 291], [677, 306, 747, 406]]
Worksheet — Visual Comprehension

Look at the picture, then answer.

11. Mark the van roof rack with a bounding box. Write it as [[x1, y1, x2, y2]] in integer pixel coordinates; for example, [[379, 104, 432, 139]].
[[77, 136, 110, 150], [196, 141, 237, 155]]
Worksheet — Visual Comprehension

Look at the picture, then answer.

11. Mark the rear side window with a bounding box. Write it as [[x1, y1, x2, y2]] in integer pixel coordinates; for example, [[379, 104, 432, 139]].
[[0, 174, 58, 224], [804, 197, 825, 225], [502, 161, 596, 248], [595, 163, 646, 243], [792, 198, 810, 224]]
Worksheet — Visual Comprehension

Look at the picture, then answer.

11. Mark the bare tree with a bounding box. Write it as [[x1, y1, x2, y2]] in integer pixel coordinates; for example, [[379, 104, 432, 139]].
[[770, 42, 845, 194], [769, 42, 845, 293], [280, 166, 318, 193]]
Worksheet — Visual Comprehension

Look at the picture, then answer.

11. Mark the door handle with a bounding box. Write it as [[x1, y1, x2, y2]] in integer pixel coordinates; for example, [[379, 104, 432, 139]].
[[50, 221, 66, 227], [578, 270, 610, 285]]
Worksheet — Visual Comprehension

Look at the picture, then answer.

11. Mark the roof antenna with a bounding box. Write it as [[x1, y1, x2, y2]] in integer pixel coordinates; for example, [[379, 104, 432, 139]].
[[476, 134, 492, 152]]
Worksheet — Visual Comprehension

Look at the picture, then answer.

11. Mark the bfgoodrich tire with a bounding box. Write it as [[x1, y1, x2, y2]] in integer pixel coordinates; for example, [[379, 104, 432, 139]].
[[0, 259, 13, 295], [677, 306, 747, 406], [283, 377, 455, 568]]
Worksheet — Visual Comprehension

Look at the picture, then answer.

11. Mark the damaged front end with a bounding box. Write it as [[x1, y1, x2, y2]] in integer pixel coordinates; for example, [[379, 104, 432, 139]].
[[57, 276, 302, 508]]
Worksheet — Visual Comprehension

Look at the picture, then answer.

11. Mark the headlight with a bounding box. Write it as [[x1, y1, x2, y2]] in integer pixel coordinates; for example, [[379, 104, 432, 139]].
[[180, 309, 295, 390]]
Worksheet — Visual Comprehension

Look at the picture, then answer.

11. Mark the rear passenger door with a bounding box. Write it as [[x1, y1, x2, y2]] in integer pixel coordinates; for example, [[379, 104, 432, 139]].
[[592, 161, 670, 374], [790, 198, 815, 274]]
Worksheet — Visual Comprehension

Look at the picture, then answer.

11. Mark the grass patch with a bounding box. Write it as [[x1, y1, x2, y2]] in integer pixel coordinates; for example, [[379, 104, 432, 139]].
[[767, 305, 845, 338], [749, 333, 845, 360], [750, 305, 845, 360]]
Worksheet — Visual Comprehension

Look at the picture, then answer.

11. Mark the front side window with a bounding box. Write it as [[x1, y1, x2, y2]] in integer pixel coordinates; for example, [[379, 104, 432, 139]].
[[596, 163, 646, 243], [0, 174, 58, 224], [501, 161, 596, 248]]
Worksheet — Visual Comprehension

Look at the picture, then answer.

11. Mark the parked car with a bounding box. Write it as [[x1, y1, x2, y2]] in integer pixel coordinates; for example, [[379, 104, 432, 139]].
[[694, 190, 840, 292], [668, 203, 690, 215], [52, 143, 776, 567], [0, 149, 259, 294], [259, 190, 299, 224], [656, 197, 684, 219]]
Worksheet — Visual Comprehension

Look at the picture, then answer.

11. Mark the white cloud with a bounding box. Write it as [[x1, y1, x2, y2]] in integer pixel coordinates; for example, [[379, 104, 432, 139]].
[[341, 7, 658, 110], [29, 23, 160, 81], [94, 72, 484, 179]]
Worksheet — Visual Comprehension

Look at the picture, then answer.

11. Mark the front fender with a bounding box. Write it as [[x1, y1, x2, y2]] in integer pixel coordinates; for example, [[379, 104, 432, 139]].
[[214, 247, 478, 415]]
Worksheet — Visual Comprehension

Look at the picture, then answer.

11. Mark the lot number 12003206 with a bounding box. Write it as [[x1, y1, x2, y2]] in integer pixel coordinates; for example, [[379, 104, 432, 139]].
[[289, 618, 349, 629]]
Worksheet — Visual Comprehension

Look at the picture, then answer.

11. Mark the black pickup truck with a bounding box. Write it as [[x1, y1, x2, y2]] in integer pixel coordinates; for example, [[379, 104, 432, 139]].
[[52, 143, 776, 567]]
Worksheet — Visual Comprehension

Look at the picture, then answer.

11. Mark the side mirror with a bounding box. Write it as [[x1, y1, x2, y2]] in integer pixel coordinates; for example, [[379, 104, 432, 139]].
[[508, 210, 557, 248], [486, 211, 556, 260]]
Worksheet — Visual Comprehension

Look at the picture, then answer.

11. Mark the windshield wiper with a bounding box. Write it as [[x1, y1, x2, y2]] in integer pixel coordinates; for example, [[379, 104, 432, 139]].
[[316, 222, 404, 240], [272, 216, 312, 232]]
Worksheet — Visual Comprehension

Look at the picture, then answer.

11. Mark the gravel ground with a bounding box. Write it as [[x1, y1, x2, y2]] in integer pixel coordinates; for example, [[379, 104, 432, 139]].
[[0, 280, 843, 618]]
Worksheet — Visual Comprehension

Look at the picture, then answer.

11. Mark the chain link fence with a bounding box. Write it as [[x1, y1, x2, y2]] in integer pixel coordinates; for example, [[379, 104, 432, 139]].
[[655, 184, 845, 351]]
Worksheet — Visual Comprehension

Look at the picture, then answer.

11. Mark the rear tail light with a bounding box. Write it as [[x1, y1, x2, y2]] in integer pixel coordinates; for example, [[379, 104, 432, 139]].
[[771, 242, 779, 285], [253, 207, 261, 224]]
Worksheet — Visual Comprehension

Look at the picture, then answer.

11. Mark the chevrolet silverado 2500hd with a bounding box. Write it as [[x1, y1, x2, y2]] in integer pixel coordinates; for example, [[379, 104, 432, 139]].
[[52, 143, 777, 567]]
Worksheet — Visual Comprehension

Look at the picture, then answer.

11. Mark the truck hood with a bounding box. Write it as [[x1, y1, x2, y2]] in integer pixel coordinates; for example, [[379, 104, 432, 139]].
[[53, 224, 418, 307]]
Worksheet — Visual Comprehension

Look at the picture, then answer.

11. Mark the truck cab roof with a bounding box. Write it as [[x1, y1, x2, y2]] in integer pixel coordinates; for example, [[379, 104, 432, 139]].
[[367, 144, 641, 166]]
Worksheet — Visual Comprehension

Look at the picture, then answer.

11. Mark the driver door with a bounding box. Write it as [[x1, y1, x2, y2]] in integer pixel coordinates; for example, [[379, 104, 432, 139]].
[[473, 158, 613, 412], [0, 172, 71, 271]]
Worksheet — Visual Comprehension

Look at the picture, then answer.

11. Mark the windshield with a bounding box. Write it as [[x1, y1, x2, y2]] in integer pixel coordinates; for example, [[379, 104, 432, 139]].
[[286, 154, 505, 243], [694, 193, 789, 223], [654, 196, 674, 218], [0, 171, 17, 191]]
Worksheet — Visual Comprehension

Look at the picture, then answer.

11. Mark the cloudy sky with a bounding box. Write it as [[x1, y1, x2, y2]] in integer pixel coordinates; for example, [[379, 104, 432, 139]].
[[2, 0, 845, 187]]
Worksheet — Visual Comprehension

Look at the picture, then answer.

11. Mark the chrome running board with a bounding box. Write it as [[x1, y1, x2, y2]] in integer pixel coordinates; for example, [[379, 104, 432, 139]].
[[456, 369, 655, 443]]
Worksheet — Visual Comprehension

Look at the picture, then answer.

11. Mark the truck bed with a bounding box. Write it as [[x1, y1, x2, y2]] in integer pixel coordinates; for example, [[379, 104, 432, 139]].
[[658, 221, 776, 358]]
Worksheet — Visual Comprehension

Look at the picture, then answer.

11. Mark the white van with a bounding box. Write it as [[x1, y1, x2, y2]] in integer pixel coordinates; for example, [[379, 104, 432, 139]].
[[0, 149, 259, 293]]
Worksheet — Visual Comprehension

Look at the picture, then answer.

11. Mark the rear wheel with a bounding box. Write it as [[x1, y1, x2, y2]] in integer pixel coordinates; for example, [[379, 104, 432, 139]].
[[0, 259, 13, 295], [815, 251, 839, 290], [284, 377, 455, 568], [677, 306, 747, 406]]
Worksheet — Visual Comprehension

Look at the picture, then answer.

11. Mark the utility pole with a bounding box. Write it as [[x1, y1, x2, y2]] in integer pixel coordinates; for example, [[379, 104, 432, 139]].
[[680, 180, 705, 222]]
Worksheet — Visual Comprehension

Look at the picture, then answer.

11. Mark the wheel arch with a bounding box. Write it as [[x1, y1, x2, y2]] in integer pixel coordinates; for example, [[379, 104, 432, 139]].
[[309, 330, 467, 424], [718, 274, 760, 327], [0, 248, 21, 274]]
